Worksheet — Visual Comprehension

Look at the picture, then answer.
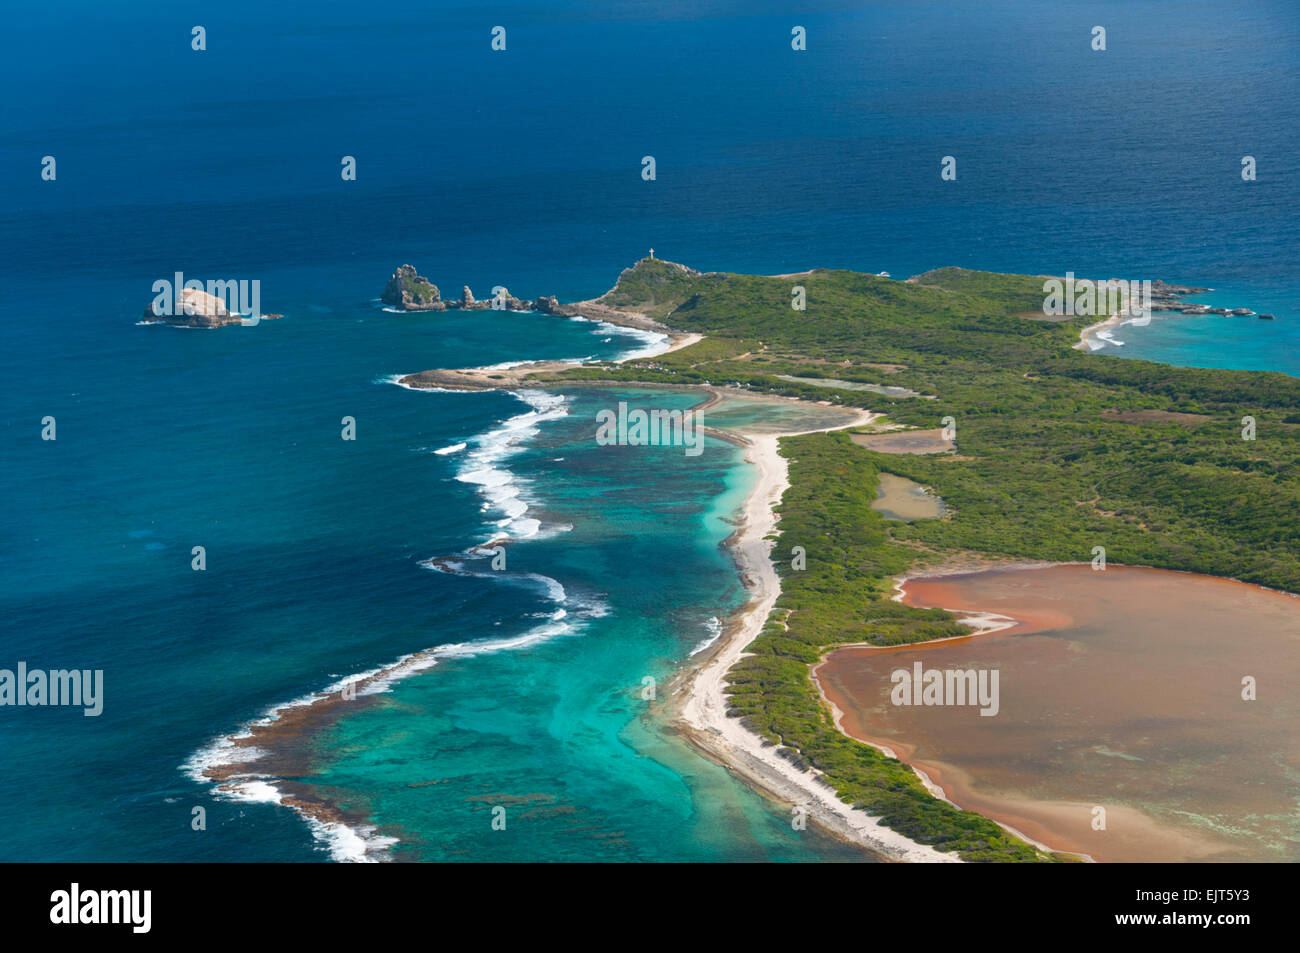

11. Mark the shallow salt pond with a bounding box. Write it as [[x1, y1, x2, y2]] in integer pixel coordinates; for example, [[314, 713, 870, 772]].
[[871, 473, 945, 521], [850, 428, 954, 454], [816, 564, 1300, 862]]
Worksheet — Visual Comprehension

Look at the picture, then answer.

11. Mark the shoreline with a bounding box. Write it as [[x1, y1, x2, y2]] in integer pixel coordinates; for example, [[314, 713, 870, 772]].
[[201, 290, 1276, 864], [1073, 310, 1128, 352], [1072, 278, 1238, 352], [185, 376, 894, 861], [386, 308, 983, 860], [396, 301, 703, 392], [671, 407, 963, 863], [175, 254, 1299, 864]]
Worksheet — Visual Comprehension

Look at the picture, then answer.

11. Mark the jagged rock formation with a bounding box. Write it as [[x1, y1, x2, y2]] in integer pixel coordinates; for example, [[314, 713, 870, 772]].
[[455, 285, 490, 310], [1148, 279, 1213, 313], [382, 265, 444, 310], [380, 265, 576, 314], [533, 295, 564, 315], [1148, 281, 1263, 317], [380, 257, 704, 328], [495, 288, 529, 311]]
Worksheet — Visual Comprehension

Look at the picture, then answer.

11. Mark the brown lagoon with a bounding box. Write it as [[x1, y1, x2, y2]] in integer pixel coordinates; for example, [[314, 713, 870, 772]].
[[815, 564, 1300, 862]]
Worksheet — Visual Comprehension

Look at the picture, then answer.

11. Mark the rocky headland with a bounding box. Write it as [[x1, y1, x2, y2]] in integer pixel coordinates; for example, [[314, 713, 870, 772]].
[[1083, 278, 1269, 320], [1146, 279, 1212, 311], [1143, 280, 1278, 319], [393, 258, 703, 391]]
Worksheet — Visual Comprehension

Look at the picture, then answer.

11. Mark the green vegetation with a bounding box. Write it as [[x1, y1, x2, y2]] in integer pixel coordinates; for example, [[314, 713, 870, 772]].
[[571, 260, 1300, 591], [553, 259, 1300, 860], [596, 257, 708, 320], [729, 432, 1049, 860], [382, 265, 441, 307]]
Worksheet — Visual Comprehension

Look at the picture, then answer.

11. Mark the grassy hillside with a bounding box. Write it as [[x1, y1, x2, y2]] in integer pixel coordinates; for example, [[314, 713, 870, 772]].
[[595, 257, 707, 319]]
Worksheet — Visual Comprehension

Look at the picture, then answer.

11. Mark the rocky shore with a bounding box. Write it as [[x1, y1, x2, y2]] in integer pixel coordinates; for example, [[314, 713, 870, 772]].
[[380, 263, 572, 316], [389, 258, 701, 390], [1144, 279, 1266, 317], [397, 318, 703, 392], [379, 262, 685, 335], [1146, 279, 1212, 312]]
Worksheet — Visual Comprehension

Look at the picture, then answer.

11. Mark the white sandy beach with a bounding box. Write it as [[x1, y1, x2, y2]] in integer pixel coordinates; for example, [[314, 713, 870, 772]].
[[621, 330, 702, 362], [1074, 307, 1136, 351], [675, 409, 962, 863]]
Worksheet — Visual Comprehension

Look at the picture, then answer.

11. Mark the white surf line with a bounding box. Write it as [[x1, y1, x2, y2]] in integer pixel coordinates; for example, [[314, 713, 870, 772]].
[[1074, 303, 1140, 352]]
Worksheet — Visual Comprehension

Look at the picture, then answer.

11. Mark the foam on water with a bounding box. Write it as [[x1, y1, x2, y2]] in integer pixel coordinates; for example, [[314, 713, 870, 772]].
[[689, 616, 723, 656], [180, 384, 608, 861], [454, 390, 569, 542], [567, 314, 669, 361], [181, 593, 604, 862]]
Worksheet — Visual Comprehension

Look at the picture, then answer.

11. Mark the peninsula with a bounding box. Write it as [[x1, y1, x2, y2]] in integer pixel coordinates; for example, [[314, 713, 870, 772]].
[[399, 257, 1300, 861]]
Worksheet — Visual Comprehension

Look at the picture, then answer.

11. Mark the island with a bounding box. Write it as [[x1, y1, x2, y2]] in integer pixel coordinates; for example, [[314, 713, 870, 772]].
[[140, 286, 282, 328]]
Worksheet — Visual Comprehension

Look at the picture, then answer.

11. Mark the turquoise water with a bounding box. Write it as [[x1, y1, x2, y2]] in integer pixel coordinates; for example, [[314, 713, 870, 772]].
[[2, 0, 1297, 862], [294, 388, 864, 860], [0, 267, 867, 860], [182, 382, 869, 861], [1090, 280, 1300, 376]]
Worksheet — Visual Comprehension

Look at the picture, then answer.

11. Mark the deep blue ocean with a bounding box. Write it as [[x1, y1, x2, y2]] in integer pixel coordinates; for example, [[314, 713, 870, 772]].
[[1, 0, 1297, 861]]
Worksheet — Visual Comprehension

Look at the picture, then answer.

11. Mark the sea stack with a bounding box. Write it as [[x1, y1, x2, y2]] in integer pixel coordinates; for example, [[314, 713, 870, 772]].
[[381, 265, 444, 310], [380, 265, 570, 315]]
